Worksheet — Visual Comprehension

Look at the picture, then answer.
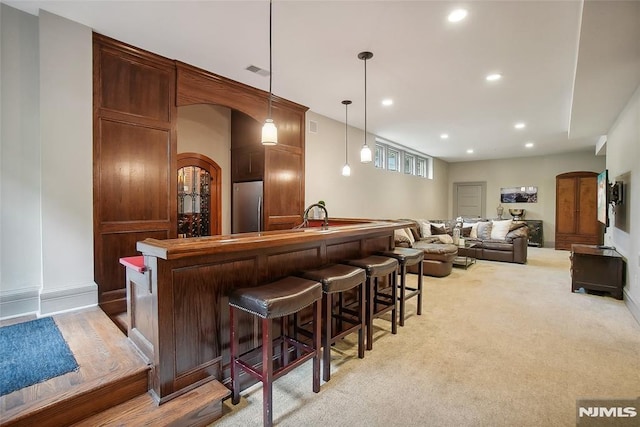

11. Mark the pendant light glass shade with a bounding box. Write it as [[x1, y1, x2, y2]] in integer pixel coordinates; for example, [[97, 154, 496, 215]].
[[342, 100, 352, 176], [262, 0, 278, 145], [358, 51, 373, 163], [261, 119, 277, 145], [360, 144, 372, 163]]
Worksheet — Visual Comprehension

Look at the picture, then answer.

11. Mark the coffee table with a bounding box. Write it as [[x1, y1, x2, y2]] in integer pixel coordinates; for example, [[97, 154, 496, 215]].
[[453, 241, 477, 269]]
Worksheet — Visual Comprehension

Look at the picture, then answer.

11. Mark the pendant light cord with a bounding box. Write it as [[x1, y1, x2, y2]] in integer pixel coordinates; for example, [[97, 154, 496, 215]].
[[363, 57, 367, 146], [345, 103, 349, 161], [268, 0, 273, 119]]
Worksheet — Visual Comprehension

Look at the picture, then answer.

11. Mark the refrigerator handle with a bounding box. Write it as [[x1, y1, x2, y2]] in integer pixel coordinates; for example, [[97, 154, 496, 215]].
[[257, 196, 262, 232]]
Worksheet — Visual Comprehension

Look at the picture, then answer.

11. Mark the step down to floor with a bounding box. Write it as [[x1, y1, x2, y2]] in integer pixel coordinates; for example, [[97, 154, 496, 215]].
[[0, 307, 150, 427], [72, 380, 231, 427]]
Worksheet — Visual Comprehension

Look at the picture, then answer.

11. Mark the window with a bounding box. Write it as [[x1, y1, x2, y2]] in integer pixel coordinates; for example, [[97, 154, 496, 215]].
[[373, 138, 432, 179], [404, 154, 415, 175], [374, 144, 385, 169], [387, 148, 400, 172], [416, 157, 426, 178]]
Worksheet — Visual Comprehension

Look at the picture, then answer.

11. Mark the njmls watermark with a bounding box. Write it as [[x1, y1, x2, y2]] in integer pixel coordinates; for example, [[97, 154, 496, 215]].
[[577, 397, 639, 426]]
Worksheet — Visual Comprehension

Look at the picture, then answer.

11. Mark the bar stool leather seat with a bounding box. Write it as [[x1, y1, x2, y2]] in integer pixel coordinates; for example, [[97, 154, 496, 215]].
[[230, 276, 323, 319], [229, 276, 322, 427], [378, 247, 424, 326], [299, 264, 366, 382], [345, 255, 398, 351]]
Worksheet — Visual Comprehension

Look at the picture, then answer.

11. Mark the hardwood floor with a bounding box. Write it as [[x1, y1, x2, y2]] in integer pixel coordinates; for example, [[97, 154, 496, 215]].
[[1, 307, 149, 426], [0, 307, 230, 427]]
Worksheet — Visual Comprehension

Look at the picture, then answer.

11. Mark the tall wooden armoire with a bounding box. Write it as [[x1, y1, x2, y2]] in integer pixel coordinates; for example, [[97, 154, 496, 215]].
[[555, 171, 603, 250]]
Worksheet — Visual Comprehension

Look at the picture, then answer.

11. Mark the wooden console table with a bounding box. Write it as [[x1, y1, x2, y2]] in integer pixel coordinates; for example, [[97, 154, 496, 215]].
[[570, 244, 624, 300], [524, 220, 543, 247]]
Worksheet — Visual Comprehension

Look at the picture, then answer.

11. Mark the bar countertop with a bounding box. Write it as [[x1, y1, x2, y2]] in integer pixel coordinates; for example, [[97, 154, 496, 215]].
[[136, 218, 412, 260]]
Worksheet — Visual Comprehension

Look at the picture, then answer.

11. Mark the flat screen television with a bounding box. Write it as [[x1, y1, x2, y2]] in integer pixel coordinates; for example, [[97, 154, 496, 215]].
[[597, 169, 608, 225]]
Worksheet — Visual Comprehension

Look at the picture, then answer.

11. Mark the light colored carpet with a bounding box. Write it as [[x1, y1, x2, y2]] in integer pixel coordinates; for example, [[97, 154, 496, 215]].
[[213, 248, 640, 426]]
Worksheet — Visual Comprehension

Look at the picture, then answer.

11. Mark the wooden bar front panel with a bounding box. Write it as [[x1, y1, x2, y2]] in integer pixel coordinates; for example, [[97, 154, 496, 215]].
[[133, 223, 403, 402]]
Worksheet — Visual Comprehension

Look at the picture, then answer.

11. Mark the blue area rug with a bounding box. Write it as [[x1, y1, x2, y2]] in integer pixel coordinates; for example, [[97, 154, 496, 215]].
[[0, 316, 79, 396]]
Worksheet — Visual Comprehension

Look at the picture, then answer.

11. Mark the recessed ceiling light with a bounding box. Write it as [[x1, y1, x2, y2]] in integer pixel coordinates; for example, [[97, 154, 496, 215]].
[[466, 149, 474, 154], [514, 122, 526, 129], [525, 142, 534, 148], [448, 9, 468, 22], [382, 99, 393, 106], [486, 73, 502, 82], [440, 133, 449, 139]]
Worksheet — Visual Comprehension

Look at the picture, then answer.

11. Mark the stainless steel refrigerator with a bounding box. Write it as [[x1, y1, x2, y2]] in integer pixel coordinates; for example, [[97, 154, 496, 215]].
[[232, 181, 263, 233]]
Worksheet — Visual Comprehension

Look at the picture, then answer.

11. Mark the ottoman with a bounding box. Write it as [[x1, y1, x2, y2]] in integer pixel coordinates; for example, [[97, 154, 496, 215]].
[[407, 242, 459, 277]]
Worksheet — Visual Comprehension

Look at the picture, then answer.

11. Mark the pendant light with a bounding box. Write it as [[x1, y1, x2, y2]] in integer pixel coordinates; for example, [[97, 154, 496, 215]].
[[261, 0, 278, 145], [358, 51, 373, 163], [342, 100, 352, 176]]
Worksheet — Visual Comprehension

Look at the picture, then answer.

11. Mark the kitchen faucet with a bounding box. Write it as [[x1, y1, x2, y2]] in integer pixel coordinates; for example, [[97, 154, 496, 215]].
[[302, 203, 329, 229]]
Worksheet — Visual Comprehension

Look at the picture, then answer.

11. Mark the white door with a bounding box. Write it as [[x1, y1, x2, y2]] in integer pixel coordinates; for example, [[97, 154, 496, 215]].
[[454, 182, 485, 218]]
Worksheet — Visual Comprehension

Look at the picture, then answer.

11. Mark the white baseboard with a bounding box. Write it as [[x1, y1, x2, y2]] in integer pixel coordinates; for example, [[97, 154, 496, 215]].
[[0, 287, 41, 319], [624, 289, 640, 326], [40, 283, 98, 316]]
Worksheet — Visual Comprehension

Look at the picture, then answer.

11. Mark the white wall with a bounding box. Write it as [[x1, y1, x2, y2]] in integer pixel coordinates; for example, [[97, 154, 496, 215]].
[[0, 7, 96, 318], [0, 4, 42, 317], [604, 84, 640, 322], [305, 111, 449, 220], [39, 10, 96, 314], [447, 151, 606, 247], [177, 104, 232, 234]]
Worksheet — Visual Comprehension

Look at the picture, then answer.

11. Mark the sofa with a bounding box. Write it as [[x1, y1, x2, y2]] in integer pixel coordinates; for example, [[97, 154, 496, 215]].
[[394, 223, 459, 277], [394, 219, 529, 275]]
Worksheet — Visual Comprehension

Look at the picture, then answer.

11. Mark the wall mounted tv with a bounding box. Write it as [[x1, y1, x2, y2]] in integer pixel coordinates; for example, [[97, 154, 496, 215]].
[[597, 169, 608, 225]]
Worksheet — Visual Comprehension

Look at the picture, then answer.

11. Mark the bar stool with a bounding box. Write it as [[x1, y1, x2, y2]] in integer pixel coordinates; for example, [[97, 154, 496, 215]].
[[299, 264, 366, 382], [345, 255, 398, 351], [378, 247, 424, 326], [229, 276, 322, 427]]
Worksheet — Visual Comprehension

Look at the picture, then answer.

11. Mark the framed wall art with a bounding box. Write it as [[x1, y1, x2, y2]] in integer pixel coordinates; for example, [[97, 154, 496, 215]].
[[500, 186, 538, 203]]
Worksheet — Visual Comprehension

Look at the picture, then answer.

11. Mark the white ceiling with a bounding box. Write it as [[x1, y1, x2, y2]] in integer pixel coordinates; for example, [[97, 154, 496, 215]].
[[5, 0, 640, 162]]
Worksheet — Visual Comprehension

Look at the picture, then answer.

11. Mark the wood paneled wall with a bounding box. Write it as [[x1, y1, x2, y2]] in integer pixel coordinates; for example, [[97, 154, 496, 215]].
[[93, 34, 177, 314], [93, 34, 308, 317]]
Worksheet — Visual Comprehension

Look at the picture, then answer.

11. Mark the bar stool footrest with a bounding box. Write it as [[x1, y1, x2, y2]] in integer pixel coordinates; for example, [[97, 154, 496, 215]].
[[234, 336, 317, 383]]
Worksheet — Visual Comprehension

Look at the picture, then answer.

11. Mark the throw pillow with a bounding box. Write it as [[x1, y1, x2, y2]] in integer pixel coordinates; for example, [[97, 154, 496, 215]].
[[431, 223, 447, 235], [476, 221, 493, 240], [435, 234, 454, 244], [407, 227, 421, 242], [461, 226, 472, 237], [405, 228, 416, 243], [470, 222, 480, 238], [418, 220, 432, 237], [491, 219, 513, 240], [394, 228, 412, 246]]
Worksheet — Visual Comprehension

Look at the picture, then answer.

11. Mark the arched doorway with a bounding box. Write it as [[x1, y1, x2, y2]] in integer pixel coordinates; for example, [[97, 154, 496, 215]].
[[177, 153, 222, 237]]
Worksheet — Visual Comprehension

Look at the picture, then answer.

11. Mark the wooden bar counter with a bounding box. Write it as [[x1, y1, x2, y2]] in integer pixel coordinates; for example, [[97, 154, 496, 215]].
[[126, 219, 410, 403]]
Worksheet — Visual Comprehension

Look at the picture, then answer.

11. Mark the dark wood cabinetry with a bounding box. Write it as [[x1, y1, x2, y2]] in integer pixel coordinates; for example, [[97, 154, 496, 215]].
[[571, 244, 624, 299], [555, 171, 603, 250], [232, 148, 264, 182], [93, 34, 176, 315], [231, 111, 265, 182], [177, 63, 308, 232], [93, 34, 308, 318]]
